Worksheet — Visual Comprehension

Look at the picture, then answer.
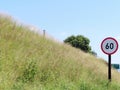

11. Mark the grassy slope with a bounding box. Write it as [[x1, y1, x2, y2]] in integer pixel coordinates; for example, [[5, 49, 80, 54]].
[[0, 15, 120, 90]]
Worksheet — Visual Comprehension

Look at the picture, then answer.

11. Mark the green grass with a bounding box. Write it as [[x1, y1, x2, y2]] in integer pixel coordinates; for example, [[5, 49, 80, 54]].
[[0, 14, 120, 90]]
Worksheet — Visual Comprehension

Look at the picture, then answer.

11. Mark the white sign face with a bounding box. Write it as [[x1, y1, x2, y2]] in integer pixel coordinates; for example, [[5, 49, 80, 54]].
[[101, 37, 118, 55]]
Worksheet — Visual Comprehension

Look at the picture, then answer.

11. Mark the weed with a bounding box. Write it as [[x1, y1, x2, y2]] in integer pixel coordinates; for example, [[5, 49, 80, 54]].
[[17, 61, 37, 83]]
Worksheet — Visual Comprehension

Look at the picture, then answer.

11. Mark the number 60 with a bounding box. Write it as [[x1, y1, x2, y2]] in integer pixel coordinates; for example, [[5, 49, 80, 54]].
[[105, 43, 114, 49]]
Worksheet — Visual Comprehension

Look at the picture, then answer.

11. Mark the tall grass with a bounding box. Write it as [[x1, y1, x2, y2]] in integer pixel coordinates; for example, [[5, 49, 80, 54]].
[[0, 14, 120, 90]]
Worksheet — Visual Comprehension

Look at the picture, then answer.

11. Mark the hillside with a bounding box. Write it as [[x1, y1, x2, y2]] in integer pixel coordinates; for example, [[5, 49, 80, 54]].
[[0, 14, 120, 90]]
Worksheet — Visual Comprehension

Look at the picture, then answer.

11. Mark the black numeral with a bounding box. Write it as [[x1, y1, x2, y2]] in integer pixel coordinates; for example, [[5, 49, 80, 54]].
[[105, 43, 114, 49]]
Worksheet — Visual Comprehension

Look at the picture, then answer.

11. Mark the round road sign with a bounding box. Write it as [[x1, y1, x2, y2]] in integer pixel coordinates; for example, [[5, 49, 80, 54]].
[[101, 37, 118, 55]]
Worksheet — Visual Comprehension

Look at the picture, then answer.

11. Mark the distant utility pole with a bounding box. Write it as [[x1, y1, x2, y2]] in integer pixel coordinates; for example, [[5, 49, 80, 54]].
[[43, 30, 46, 37]]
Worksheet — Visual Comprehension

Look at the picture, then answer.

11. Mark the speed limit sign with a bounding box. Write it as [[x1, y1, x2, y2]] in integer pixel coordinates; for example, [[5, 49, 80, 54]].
[[101, 37, 119, 81], [101, 37, 118, 55]]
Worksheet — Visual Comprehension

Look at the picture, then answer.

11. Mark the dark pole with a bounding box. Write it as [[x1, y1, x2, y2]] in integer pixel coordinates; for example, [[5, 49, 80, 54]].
[[108, 54, 111, 81], [43, 30, 45, 37]]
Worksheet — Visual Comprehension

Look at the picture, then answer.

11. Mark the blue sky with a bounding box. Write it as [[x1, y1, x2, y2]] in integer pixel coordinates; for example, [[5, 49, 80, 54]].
[[1, 0, 120, 63]]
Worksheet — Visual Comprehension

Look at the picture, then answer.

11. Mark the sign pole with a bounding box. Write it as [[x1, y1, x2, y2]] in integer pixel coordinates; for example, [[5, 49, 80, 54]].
[[101, 37, 118, 82], [108, 54, 111, 81]]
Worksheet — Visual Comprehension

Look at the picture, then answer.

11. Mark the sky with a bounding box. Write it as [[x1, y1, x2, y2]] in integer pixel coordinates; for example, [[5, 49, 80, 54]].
[[0, 0, 120, 64]]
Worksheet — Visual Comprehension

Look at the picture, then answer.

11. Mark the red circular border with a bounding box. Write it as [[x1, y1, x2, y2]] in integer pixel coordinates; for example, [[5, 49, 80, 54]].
[[101, 37, 118, 55]]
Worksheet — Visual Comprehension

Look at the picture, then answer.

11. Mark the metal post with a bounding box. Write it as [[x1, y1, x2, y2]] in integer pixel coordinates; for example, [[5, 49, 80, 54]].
[[43, 30, 45, 37], [108, 54, 111, 81]]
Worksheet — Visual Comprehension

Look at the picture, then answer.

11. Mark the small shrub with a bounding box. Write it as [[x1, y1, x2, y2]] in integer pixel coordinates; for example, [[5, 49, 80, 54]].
[[17, 61, 37, 83]]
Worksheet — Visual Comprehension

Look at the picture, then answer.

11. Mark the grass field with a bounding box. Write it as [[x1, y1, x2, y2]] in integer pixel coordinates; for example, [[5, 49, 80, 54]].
[[0, 14, 120, 90]]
